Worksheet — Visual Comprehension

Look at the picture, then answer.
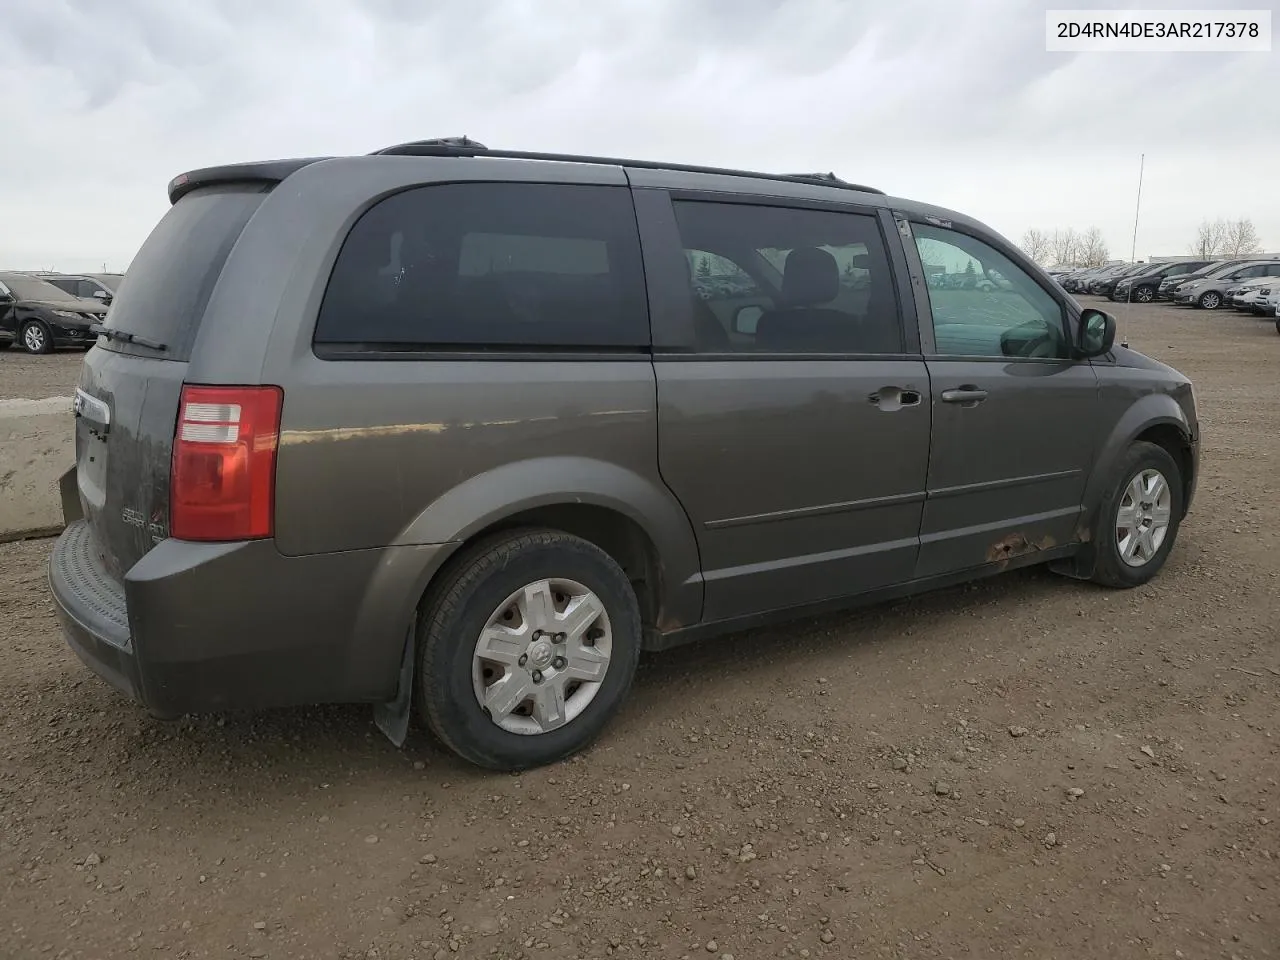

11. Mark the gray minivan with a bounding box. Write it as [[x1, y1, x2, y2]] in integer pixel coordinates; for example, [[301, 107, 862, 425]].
[[49, 139, 1200, 771]]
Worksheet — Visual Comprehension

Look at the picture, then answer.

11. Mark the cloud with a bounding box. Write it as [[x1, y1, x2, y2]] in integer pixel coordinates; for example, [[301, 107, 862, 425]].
[[1, 0, 1276, 270]]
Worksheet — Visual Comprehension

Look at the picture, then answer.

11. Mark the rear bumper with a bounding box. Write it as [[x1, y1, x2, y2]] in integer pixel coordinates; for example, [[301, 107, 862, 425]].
[[49, 519, 452, 717], [48, 522, 147, 704]]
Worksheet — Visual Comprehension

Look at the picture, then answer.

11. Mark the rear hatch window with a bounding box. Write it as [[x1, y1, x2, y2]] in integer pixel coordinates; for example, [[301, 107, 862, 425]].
[[99, 183, 269, 360], [73, 182, 270, 578]]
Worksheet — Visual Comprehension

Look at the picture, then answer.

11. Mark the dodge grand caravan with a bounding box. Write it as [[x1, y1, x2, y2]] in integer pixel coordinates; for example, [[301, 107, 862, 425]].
[[49, 138, 1200, 771]]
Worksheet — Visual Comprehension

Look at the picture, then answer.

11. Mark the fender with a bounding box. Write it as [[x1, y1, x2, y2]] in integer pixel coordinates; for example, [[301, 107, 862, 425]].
[[393, 455, 704, 629], [1053, 392, 1192, 579], [365, 456, 705, 743]]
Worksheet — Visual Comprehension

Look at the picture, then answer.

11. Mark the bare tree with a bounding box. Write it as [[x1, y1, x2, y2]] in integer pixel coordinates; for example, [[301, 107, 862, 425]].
[[1190, 218, 1227, 258], [1019, 228, 1052, 265], [1221, 218, 1263, 257], [1077, 227, 1110, 267], [1049, 228, 1080, 267]]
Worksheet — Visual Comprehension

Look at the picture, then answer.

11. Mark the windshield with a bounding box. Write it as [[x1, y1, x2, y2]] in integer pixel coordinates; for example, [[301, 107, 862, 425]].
[[1205, 261, 1250, 278], [89, 273, 124, 292], [0, 272, 77, 301], [1174, 263, 1223, 281]]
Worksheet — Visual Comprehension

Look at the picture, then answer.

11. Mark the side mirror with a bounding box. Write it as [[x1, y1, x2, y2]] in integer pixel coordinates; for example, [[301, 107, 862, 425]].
[[0, 290, 12, 302], [91, 289, 108, 299], [1077, 308, 1116, 358], [734, 304, 763, 335]]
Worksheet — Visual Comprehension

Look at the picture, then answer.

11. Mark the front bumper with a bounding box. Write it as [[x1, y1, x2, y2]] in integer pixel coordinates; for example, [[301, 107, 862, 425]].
[[48, 320, 95, 346], [48, 516, 452, 717]]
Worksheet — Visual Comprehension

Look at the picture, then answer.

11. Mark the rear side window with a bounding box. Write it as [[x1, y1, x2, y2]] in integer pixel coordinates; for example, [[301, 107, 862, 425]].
[[314, 183, 649, 351], [100, 184, 268, 360], [670, 200, 902, 354]]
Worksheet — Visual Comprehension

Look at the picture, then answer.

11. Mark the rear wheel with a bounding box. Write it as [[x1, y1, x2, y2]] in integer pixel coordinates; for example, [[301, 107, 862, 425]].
[[1091, 441, 1183, 588], [415, 528, 642, 771], [1198, 291, 1222, 310], [21, 321, 52, 354]]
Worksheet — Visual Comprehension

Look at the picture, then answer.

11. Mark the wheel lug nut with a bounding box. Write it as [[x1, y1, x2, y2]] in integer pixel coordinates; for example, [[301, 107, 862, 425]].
[[552, 656, 566, 669], [518, 654, 528, 667], [531, 669, 543, 683]]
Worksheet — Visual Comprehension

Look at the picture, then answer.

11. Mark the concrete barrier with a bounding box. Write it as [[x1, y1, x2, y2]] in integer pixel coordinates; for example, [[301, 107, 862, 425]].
[[0, 397, 74, 543]]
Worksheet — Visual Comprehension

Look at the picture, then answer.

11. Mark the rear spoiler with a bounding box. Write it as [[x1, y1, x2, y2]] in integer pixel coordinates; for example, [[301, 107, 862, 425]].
[[167, 158, 331, 204]]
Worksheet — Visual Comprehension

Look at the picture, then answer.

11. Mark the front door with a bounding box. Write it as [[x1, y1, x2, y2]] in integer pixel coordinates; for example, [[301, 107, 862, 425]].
[[906, 220, 1100, 578], [649, 195, 931, 623]]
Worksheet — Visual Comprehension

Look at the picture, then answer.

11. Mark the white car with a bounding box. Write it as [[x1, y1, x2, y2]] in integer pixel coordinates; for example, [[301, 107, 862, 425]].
[[1263, 287, 1280, 317], [1225, 276, 1275, 312]]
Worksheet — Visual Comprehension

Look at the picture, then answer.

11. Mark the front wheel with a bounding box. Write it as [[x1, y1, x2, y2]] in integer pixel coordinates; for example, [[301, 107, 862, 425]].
[[1133, 285, 1155, 303], [21, 321, 53, 354], [1091, 441, 1184, 588], [416, 529, 642, 771], [1198, 291, 1222, 310]]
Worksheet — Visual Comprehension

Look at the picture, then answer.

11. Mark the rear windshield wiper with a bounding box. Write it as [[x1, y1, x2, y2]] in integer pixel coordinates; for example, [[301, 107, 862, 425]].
[[89, 323, 168, 352]]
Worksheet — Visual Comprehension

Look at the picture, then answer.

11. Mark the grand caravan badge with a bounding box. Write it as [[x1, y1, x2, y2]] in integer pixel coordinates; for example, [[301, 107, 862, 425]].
[[121, 506, 167, 542]]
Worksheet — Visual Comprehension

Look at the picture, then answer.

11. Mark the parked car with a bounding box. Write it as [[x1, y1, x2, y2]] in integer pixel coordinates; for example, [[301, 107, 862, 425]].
[[48, 139, 1200, 771], [1172, 259, 1280, 309], [1062, 265, 1111, 294], [39, 272, 125, 306], [1112, 260, 1213, 303], [1158, 258, 1258, 300], [1084, 263, 1135, 295], [1225, 276, 1276, 312], [0, 271, 106, 353], [1094, 262, 1157, 299], [1260, 286, 1280, 319]]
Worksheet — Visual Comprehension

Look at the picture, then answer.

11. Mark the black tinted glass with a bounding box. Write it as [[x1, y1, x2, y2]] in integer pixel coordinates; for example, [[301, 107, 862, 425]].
[[99, 184, 268, 359], [315, 183, 649, 350], [670, 200, 902, 354]]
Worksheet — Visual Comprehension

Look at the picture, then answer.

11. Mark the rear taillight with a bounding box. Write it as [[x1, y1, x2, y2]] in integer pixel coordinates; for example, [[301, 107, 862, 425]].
[[171, 385, 283, 541]]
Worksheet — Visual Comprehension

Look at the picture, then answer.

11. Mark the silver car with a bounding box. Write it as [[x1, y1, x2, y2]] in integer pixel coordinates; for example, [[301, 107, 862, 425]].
[[1173, 260, 1280, 309]]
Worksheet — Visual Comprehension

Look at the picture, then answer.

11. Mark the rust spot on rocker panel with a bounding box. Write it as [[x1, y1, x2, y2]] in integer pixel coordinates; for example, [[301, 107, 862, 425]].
[[986, 532, 1057, 565]]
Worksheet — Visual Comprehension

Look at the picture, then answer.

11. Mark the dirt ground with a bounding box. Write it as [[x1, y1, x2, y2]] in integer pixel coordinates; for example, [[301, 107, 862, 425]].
[[2, 301, 1278, 960], [0, 349, 84, 401]]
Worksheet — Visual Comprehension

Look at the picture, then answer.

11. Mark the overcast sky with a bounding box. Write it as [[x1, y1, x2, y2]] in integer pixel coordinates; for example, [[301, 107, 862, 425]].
[[2, 0, 1276, 272]]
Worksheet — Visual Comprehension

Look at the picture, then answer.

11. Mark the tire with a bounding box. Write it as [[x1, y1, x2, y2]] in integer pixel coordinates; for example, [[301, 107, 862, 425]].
[[415, 528, 642, 771], [1198, 291, 1222, 310], [1091, 441, 1184, 589], [1134, 286, 1154, 303], [20, 321, 53, 354]]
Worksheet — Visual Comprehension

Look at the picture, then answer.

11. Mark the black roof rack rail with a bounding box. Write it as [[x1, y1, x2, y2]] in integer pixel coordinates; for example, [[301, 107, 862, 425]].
[[370, 138, 885, 196]]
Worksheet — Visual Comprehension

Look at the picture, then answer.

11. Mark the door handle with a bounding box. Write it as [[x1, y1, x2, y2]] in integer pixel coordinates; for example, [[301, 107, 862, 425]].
[[940, 385, 989, 405], [868, 387, 923, 412]]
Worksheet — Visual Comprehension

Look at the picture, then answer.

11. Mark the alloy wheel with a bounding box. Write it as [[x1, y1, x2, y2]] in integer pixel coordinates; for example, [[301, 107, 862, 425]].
[[1116, 468, 1173, 568], [22, 324, 47, 353]]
